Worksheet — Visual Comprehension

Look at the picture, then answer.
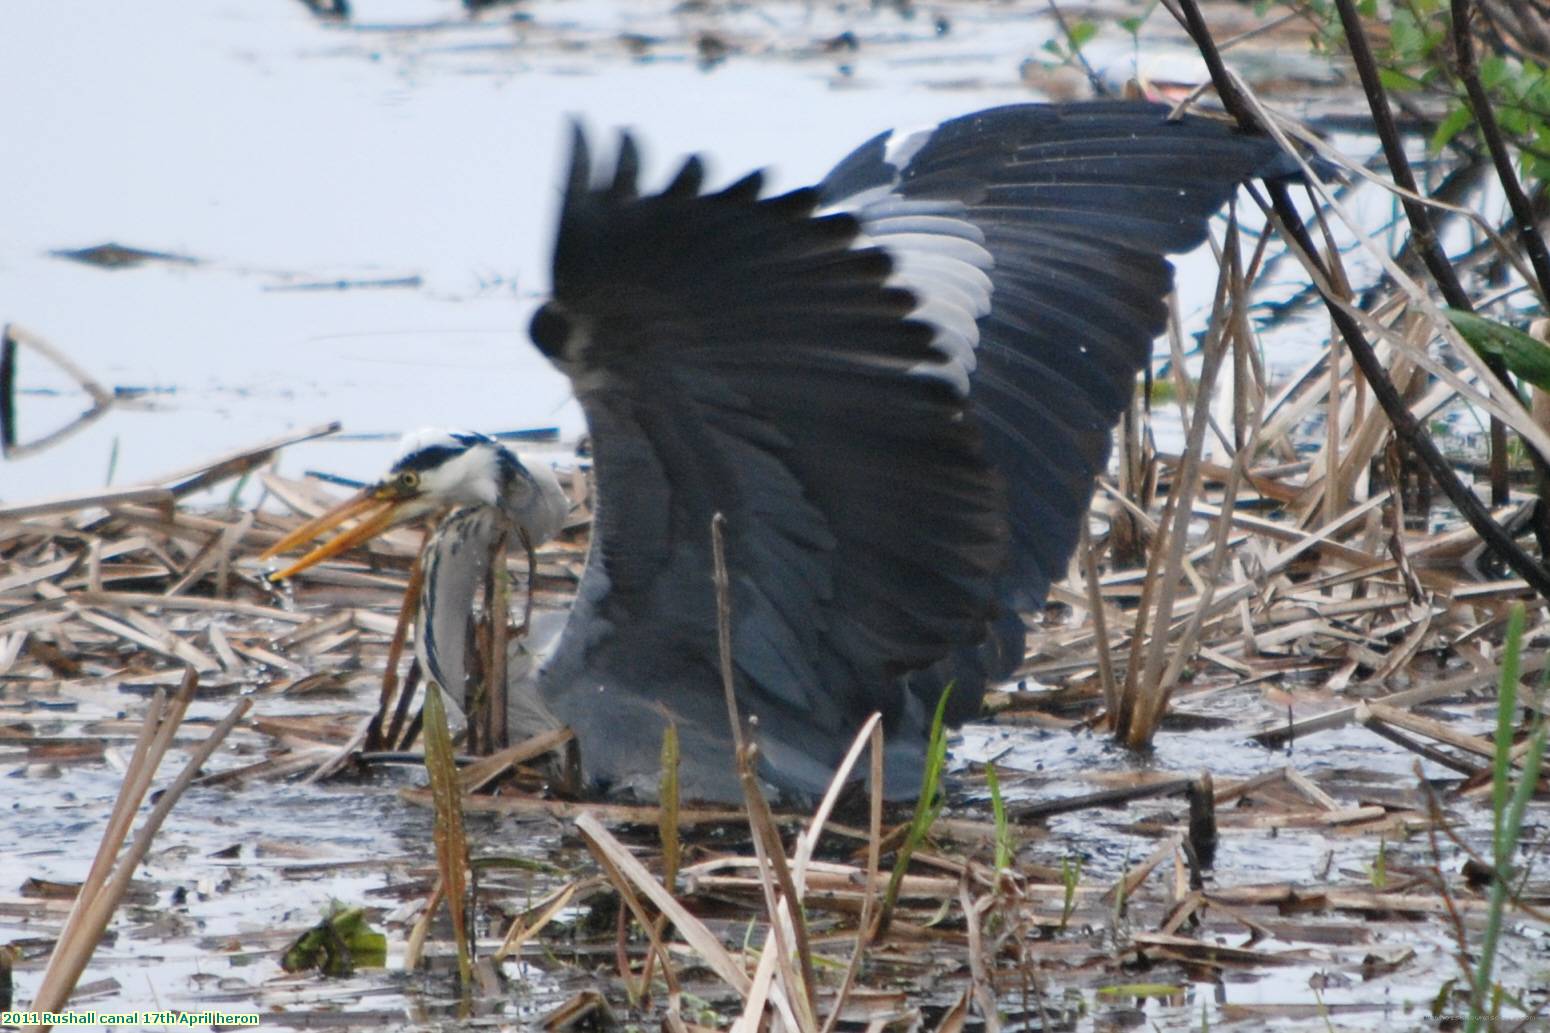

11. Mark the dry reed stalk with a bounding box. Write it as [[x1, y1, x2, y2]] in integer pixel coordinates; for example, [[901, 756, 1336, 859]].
[[958, 879, 1001, 1033], [1121, 224, 1240, 746], [1111, 373, 1154, 570], [0, 486, 175, 522], [403, 882, 441, 971], [494, 878, 595, 961], [934, 988, 970, 1033], [457, 728, 574, 793], [1116, 491, 1168, 740], [682, 862, 963, 903], [818, 718, 884, 1033], [736, 745, 818, 1032], [1131, 930, 1302, 966], [706, 510, 815, 1030], [365, 538, 426, 752], [1245, 95, 1550, 462], [1361, 701, 1548, 776], [1007, 776, 1195, 822], [1106, 836, 1183, 906], [165, 510, 252, 598], [737, 715, 891, 1033], [609, 859, 675, 1005], [1078, 521, 1120, 723], [41, 686, 184, 977], [402, 788, 747, 825], [1154, 221, 1265, 709], [1, 323, 116, 462], [1322, 325, 1428, 525], [32, 673, 249, 1019], [575, 813, 750, 995]]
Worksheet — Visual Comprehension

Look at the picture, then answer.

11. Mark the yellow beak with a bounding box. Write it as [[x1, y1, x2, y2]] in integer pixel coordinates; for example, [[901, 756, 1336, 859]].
[[260, 488, 413, 582]]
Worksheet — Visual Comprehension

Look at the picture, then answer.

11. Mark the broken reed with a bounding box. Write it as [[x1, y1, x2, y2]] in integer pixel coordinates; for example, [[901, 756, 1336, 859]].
[[31, 672, 249, 1021]]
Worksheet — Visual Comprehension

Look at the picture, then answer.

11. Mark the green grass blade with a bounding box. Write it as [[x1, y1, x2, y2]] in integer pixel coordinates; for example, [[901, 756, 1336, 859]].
[[1492, 603, 1525, 859], [878, 683, 953, 934], [659, 721, 681, 889], [1465, 603, 1542, 1033], [986, 762, 1011, 872]]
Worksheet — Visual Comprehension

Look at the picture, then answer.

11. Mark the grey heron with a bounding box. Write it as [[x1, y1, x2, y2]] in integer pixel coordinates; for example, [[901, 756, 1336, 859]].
[[262, 429, 570, 731], [267, 101, 1289, 803]]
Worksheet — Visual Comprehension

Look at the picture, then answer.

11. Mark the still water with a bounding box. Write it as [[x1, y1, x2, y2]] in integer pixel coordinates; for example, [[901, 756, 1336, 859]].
[[1, 0, 1058, 501]]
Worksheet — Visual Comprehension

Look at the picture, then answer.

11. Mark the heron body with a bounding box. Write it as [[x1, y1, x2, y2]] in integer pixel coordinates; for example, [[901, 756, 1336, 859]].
[[389, 430, 569, 723], [271, 101, 1287, 803]]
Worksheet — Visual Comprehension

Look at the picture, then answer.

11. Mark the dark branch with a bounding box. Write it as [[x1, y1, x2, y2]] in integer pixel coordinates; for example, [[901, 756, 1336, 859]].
[[1168, 0, 1550, 601]]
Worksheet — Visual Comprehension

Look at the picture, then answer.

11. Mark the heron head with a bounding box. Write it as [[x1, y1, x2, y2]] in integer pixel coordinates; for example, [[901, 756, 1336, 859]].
[[260, 431, 498, 582], [261, 430, 565, 582]]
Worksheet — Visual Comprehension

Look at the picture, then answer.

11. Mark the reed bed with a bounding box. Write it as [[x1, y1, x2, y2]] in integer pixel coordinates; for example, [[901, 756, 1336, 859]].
[[3, 306, 1548, 1026], [5, 10, 1550, 1025]]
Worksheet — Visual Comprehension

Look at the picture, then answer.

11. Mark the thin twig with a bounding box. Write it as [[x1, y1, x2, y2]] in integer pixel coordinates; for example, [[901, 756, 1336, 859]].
[[1452, 0, 1550, 304], [1332, 0, 1518, 505]]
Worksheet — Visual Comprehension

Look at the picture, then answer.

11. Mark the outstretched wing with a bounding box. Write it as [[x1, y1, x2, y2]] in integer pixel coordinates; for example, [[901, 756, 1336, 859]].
[[529, 126, 1008, 798], [819, 101, 1284, 613]]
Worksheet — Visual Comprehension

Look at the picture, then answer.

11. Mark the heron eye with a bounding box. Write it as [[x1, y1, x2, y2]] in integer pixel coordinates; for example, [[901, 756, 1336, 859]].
[[398, 471, 420, 491]]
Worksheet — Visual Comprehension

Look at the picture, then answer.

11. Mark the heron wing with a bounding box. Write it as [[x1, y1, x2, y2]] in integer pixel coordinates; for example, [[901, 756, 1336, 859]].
[[819, 101, 1283, 610], [529, 126, 1008, 795]]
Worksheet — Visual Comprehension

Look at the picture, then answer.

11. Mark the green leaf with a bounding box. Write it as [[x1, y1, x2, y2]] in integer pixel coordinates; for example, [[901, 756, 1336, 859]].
[[1525, 150, 1550, 185], [986, 762, 1012, 871], [1391, 10, 1422, 60], [1379, 67, 1423, 93], [1481, 54, 1509, 89], [1429, 105, 1475, 152], [1067, 19, 1097, 49], [1445, 310, 1550, 391], [281, 904, 387, 976]]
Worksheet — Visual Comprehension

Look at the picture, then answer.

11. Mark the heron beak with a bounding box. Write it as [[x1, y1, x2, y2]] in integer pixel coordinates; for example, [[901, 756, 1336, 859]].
[[261, 488, 414, 582]]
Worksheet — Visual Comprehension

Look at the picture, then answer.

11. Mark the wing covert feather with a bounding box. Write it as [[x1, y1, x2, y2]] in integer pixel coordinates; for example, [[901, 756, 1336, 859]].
[[529, 126, 1008, 790]]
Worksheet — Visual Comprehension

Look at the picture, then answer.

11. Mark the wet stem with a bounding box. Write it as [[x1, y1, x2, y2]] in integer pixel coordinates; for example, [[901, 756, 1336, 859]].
[[1465, 602, 1548, 1033], [1058, 855, 1081, 931]]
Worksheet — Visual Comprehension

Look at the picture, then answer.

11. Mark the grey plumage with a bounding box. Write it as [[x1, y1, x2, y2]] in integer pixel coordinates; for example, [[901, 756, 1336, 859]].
[[522, 102, 1287, 801], [270, 102, 1289, 805]]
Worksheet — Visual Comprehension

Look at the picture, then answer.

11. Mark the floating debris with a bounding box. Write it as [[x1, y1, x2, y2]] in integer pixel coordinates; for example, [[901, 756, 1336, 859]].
[[47, 243, 200, 270]]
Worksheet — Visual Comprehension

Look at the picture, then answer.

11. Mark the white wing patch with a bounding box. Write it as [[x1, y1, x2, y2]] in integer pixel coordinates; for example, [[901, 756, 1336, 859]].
[[882, 125, 934, 170], [829, 188, 995, 396]]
